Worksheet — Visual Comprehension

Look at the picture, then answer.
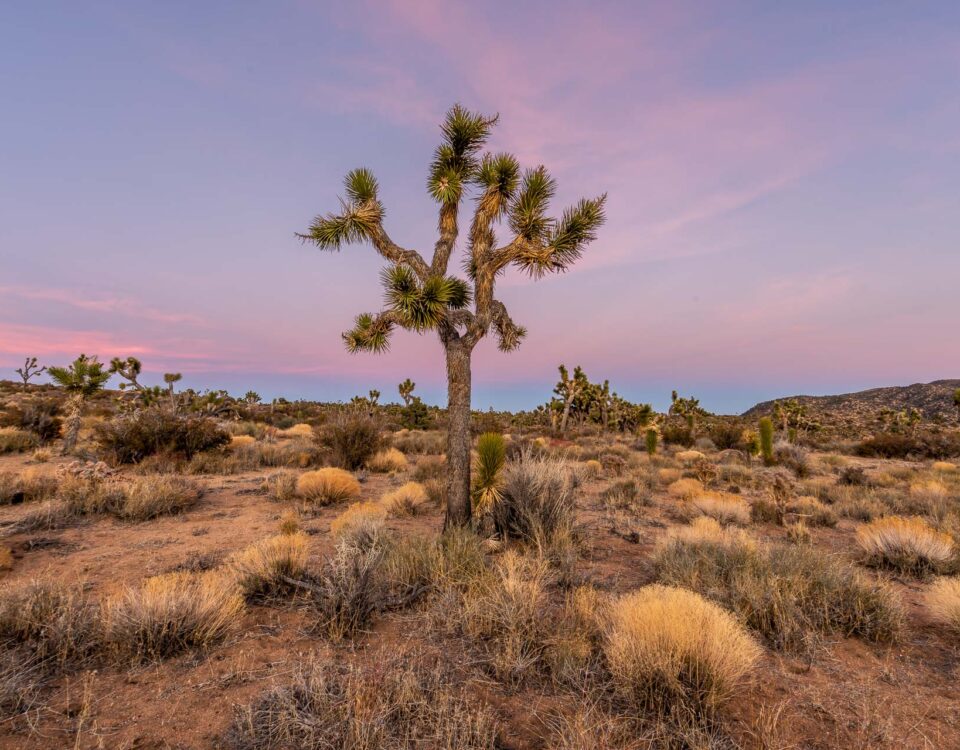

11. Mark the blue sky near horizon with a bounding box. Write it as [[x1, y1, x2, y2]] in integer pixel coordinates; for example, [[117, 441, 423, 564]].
[[1, 1, 958, 414]]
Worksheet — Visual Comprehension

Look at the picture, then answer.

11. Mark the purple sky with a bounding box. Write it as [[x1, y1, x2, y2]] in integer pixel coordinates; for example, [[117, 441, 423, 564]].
[[1, 1, 958, 413]]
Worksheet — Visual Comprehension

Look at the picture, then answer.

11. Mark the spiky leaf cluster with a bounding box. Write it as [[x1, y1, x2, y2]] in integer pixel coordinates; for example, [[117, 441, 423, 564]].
[[48, 354, 112, 397]]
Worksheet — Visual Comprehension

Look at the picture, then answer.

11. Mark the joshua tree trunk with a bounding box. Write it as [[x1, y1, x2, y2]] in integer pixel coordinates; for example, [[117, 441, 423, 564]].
[[62, 394, 84, 455], [444, 340, 473, 528]]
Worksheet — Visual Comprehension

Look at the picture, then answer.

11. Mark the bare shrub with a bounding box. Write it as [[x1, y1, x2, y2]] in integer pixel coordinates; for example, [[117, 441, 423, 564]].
[[496, 453, 578, 553], [311, 541, 384, 640], [321, 413, 382, 470]]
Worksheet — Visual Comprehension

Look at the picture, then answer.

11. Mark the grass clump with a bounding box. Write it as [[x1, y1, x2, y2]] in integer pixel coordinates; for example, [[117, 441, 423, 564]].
[[787, 495, 838, 527], [0, 468, 58, 505], [0, 428, 36, 454], [296, 468, 360, 506], [667, 478, 703, 500], [102, 571, 242, 662], [604, 585, 761, 716], [496, 453, 578, 553], [925, 577, 960, 634], [117, 476, 202, 521], [311, 540, 385, 640], [225, 650, 501, 750], [329, 502, 387, 548], [656, 522, 903, 649], [262, 470, 298, 502], [689, 493, 750, 526], [856, 516, 954, 575], [366, 447, 408, 473], [380, 481, 428, 517], [229, 533, 309, 599]]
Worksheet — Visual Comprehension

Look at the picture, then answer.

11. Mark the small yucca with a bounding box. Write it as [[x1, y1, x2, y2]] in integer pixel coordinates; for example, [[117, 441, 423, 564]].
[[472, 433, 506, 515], [925, 577, 960, 633], [857, 516, 954, 574], [366, 447, 408, 473], [604, 585, 761, 714], [296, 468, 361, 505]]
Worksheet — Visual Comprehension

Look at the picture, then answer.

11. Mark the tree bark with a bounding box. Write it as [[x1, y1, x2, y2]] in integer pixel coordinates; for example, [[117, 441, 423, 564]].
[[444, 340, 473, 528], [62, 394, 83, 455]]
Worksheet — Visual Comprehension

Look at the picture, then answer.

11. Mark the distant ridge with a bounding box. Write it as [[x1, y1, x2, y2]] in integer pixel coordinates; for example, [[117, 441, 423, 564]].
[[742, 379, 960, 424]]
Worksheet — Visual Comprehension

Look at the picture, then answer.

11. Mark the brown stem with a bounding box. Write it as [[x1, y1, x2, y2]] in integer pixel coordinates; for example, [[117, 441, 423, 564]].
[[443, 339, 472, 528]]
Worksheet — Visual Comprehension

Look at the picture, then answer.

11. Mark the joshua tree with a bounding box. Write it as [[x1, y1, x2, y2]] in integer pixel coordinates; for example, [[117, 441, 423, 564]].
[[554, 365, 590, 434], [164, 373, 183, 411], [398, 378, 416, 406], [300, 105, 606, 526], [15, 357, 46, 389], [109, 356, 145, 391], [47, 354, 112, 453], [244, 390, 262, 405], [954, 388, 960, 421]]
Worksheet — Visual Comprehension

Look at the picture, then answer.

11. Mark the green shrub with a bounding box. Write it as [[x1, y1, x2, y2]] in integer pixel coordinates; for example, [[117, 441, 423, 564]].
[[758, 417, 774, 465], [322, 413, 382, 470], [95, 409, 229, 463]]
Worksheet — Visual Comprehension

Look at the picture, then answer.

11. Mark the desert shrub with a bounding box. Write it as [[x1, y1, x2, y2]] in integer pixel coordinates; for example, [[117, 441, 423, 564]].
[[0, 579, 99, 665], [322, 413, 382, 470], [0, 647, 42, 720], [667, 478, 703, 500], [496, 453, 578, 552], [709, 422, 744, 451], [117, 476, 202, 521], [230, 533, 309, 599], [412, 455, 446, 482], [661, 424, 694, 448], [786, 521, 812, 545], [656, 525, 903, 649], [925, 577, 960, 634], [278, 423, 314, 440], [262, 470, 298, 502], [582, 459, 602, 479], [102, 571, 242, 662], [657, 467, 681, 485], [838, 466, 870, 486], [311, 541, 384, 640], [932, 461, 957, 473], [380, 481, 428, 517], [366, 447, 407, 473], [278, 510, 301, 536], [392, 429, 446, 455], [856, 432, 960, 460], [774, 441, 810, 477], [856, 516, 954, 575], [459, 551, 550, 682], [296, 468, 360, 506], [0, 428, 36, 454], [675, 450, 705, 463], [330, 502, 387, 548], [95, 409, 229, 463], [787, 496, 838, 527], [690, 493, 750, 525], [600, 479, 649, 511], [0, 546, 11, 571], [0, 399, 62, 444], [835, 493, 885, 522], [225, 650, 501, 750], [604, 585, 760, 716], [0, 468, 58, 505]]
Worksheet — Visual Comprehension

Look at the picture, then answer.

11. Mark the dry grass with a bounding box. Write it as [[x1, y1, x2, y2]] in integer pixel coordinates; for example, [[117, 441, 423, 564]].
[[226, 650, 501, 749], [278, 509, 301, 535], [329, 501, 387, 547], [667, 478, 704, 500], [102, 570, 243, 662], [675, 450, 706, 463], [0, 468, 58, 505], [229, 434, 257, 449], [0, 546, 12, 571], [310, 540, 385, 640], [118, 476, 202, 520], [296, 467, 361, 505], [657, 523, 903, 649], [582, 459, 602, 478], [604, 585, 761, 715], [229, 533, 309, 599], [0, 427, 36, 454], [367, 447, 408, 473], [787, 495, 838, 527], [658, 467, 682, 485], [380, 481, 428, 517], [262, 470, 297, 502], [278, 423, 314, 439], [0, 578, 98, 665], [932, 461, 957, 473], [924, 577, 960, 633], [857, 516, 954, 575], [689, 493, 750, 525]]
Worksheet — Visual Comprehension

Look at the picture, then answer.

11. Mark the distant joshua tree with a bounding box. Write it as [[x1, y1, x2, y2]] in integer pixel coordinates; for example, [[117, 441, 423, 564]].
[[15, 356, 45, 389], [244, 391, 262, 405], [954, 388, 960, 421], [300, 105, 606, 527], [398, 378, 416, 406], [47, 354, 112, 454], [554, 364, 589, 434], [109, 356, 145, 391]]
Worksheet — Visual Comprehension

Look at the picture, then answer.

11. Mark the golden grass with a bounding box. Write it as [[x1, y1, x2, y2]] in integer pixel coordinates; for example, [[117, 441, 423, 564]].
[[229, 533, 309, 598], [0, 547, 12, 571], [0, 579, 98, 665], [329, 501, 387, 541], [582, 459, 603, 479], [690, 493, 751, 525], [278, 509, 301, 535], [279, 423, 315, 439], [604, 585, 761, 714], [380, 481, 428, 517], [657, 467, 681, 485], [0, 427, 35, 454], [366, 447, 408, 473], [676, 450, 706, 463], [787, 495, 838, 527], [31, 448, 51, 463], [932, 461, 957, 473], [296, 468, 360, 505], [667, 477, 704, 500], [102, 570, 243, 662], [856, 516, 954, 574], [263, 470, 298, 502], [230, 434, 257, 449], [118, 476, 202, 521], [925, 577, 960, 633]]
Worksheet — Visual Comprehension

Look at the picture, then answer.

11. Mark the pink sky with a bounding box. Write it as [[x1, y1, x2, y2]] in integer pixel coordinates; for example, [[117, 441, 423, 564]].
[[2, 1, 958, 412]]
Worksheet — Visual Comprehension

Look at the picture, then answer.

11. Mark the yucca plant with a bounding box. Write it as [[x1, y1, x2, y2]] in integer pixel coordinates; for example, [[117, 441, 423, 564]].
[[300, 105, 606, 527], [473, 432, 506, 517], [645, 428, 658, 457], [47, 354, 112, 454], [758, 417, 775, 466]]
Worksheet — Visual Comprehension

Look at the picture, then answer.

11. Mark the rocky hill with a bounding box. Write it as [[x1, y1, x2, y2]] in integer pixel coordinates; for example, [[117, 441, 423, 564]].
[[743, 379, 960, 430]]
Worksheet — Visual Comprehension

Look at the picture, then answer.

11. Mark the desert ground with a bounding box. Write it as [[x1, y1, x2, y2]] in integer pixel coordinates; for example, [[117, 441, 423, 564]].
[[2, 385, 960, 750]]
